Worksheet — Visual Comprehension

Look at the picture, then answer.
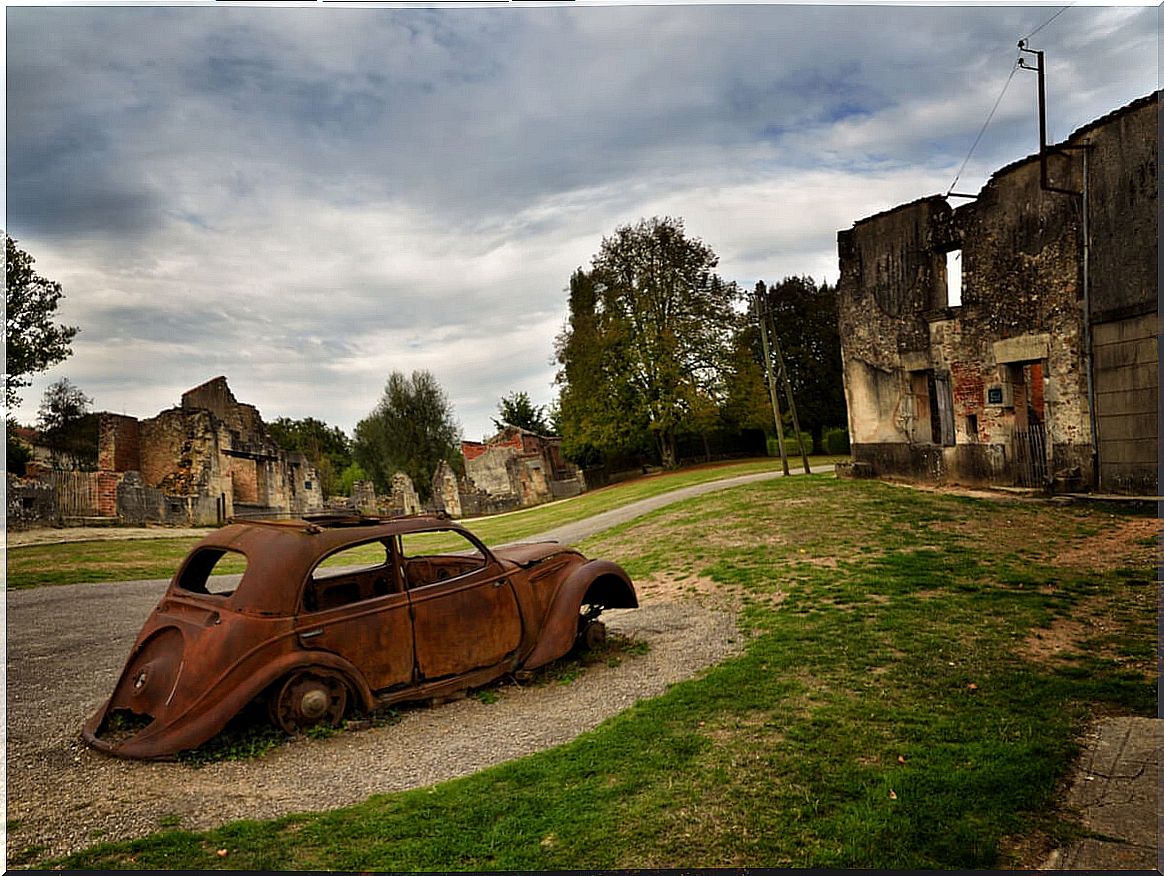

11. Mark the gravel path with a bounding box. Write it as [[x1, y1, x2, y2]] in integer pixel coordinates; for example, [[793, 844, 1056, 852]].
[[5, 473, 785, 865], [7, 601, 742, 863]]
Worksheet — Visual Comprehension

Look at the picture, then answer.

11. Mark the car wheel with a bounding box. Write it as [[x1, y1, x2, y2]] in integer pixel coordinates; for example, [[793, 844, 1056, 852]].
[[578, 618, 607, 650], [269, 669, 349, 735]]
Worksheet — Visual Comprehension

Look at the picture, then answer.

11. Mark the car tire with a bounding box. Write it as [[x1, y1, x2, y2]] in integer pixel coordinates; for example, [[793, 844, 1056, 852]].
[[268, 669, 349, 734]]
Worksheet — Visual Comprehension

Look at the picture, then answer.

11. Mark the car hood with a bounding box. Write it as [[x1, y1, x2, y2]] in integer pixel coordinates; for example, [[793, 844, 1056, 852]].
[[492, 541, 580, 568]]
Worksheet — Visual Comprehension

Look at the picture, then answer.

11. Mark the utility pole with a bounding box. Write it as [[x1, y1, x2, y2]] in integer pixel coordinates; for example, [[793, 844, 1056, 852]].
[[754, 282, 789, 476], [768, 316, 812, 475]]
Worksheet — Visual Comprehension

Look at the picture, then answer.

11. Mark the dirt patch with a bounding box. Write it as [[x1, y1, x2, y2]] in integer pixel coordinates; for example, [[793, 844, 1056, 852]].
[[635, 571, 785, 610], [1052, 517, 1157, 571]]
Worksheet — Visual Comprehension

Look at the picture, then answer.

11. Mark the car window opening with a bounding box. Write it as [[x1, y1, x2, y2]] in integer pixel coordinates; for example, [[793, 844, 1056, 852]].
[[399, 530, 487, 590], [305, 540, 397, 612], [176, 548, 246, 596]]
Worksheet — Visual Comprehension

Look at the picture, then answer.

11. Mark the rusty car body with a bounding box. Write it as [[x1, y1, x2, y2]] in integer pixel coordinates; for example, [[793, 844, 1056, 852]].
[[83, 513, 637, 759]]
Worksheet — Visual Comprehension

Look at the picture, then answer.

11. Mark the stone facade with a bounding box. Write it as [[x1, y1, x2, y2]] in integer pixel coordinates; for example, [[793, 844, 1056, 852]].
[[10, 377, 327, 529], [837, 93, 1157, 495], [389, 471, 422, 516], [461, 426, 585, 511]]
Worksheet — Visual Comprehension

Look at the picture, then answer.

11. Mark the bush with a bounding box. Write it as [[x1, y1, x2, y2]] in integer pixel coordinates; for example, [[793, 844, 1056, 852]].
[[767, 433, 813, 457], [822, 427, 850, 455]]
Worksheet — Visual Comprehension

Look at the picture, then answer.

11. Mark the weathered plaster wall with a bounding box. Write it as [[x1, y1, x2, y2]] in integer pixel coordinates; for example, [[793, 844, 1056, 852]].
[[836, 92, 1157, 494]]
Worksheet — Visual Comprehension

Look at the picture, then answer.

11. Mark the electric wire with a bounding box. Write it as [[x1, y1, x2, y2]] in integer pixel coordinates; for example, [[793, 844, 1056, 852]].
[[947, 6, 1073, 198], [946, 60, 1020, 197], [1020, 5, 1072, 44]]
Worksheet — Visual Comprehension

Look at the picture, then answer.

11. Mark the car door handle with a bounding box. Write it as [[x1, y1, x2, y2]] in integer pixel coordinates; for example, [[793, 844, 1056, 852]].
[[299, 627, 324, 639]]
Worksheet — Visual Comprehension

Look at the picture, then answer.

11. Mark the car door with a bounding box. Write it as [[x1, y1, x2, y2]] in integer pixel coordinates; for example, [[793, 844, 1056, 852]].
[[400, 529, 522, 681], [294, 539, 415, 693]]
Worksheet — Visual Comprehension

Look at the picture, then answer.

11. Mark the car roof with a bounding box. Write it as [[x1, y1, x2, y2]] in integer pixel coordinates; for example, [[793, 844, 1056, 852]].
[[176, 513, 477, 615]]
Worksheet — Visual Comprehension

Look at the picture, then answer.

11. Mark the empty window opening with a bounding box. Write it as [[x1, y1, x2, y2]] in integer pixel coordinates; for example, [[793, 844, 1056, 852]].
[[946, 250, 962, 307], [967, 414, 979, 442], [177, 548, 248, 596]]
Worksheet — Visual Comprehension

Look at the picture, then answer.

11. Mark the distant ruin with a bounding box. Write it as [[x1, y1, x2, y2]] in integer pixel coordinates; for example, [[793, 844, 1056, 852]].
[[9, 377, 324, 528]]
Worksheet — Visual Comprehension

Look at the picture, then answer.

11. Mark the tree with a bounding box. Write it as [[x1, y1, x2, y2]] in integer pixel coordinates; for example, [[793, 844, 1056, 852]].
[[5, 235, 78, 408], [268, 416, 353, 498], [352, 370, 461, 502], [754, 277, 846, 446], [555, 218, 740, 469], [36, 378, 97, 470], [492, 391, 551, 436], [6, 419, 33, 475]]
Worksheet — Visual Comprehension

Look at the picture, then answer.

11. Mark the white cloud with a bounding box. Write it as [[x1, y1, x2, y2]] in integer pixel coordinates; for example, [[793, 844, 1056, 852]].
[[6, 4, 1156, 442]]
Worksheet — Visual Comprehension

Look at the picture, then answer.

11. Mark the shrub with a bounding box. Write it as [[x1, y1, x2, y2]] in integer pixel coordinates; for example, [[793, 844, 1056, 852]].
[[822, 427, 850, 455], [767, 433, 813, 457]]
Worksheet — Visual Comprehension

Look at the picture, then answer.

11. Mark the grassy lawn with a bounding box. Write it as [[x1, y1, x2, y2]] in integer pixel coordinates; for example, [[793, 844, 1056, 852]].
[[34, 475, 1158, 870], [7, 456, 839, 590]]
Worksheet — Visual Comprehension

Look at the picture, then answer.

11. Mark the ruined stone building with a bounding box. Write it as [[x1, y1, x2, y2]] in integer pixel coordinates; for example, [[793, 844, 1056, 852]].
[[9, 376, 324, 528], [836, 92, 1157, 495], [461, 426, 586, 511], [99, 376, 324, 524]]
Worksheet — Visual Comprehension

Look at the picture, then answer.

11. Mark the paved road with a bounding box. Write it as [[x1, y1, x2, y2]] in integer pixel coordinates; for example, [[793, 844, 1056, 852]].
[[500, 468, 794, 547]]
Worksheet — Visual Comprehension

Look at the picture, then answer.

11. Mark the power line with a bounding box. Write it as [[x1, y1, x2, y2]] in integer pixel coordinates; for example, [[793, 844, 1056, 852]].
[[1020, 5, 1072, 43], [946, 60, 1021, 197]]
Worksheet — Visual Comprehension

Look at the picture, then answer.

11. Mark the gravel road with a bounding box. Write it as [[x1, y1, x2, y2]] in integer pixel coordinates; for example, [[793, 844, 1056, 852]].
[[6, 471, 787, 864]]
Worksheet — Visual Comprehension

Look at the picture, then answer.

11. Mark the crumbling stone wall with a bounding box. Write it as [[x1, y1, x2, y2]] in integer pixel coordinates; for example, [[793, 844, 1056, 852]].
[[461, 427, 585, 510], [89, 377, 323, 526], [431, 460, 462, 518], [7, 478, 57, 530], [837, 92, 1157, 494], [389, 472, 421, 516], [351, 480, 377, 514]]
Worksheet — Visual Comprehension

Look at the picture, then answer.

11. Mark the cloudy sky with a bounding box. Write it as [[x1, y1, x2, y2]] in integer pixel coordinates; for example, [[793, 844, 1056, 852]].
[[5, 2, 1157, 442]]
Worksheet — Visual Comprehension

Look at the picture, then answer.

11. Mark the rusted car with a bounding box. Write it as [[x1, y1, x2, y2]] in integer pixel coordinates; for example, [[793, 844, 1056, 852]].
[[83, 513, 637, 759]]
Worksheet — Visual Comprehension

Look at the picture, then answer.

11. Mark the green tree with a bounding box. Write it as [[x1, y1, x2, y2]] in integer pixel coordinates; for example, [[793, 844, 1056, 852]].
[[555, 218, 739, 469], [755, 277, 846, 446], [5, 235, 79, 408], [6, 419, 33, 475], [36, 378, 97, 470], [492, 391, 551, 436], [267, 416, 352, 497], [721, 320, 774, 436], [352, 370, 461, 502], [338, 462, 369, 498], [555, 267, 650, 468]]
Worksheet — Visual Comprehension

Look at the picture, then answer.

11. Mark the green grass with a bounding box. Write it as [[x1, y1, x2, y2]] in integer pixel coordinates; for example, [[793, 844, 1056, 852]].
[[27, 474, 1157, 870], [7, 456, 838, 590]]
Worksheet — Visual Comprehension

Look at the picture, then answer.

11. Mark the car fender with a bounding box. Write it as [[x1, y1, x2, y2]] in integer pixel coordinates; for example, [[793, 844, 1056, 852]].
[[83, 649, 374, 760], [522, 559, 637, 671]]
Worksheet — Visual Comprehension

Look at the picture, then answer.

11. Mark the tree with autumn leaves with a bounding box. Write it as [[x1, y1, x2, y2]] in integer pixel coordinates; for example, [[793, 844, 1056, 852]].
[[555, 217, 741, 469]]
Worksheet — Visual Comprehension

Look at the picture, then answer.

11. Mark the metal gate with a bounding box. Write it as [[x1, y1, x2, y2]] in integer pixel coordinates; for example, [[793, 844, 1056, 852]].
[[1013, 424, 1047, 487]]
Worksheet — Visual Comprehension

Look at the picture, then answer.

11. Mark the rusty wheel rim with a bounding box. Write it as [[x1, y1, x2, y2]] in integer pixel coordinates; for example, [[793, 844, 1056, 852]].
[[581, 619, 607, 650], [270, 670, 348, 734]]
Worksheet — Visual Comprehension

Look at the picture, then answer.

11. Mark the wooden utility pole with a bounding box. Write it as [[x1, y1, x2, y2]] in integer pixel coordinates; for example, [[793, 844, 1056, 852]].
[[754, 282, 789, 476], [768, 315, 811, 475]]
